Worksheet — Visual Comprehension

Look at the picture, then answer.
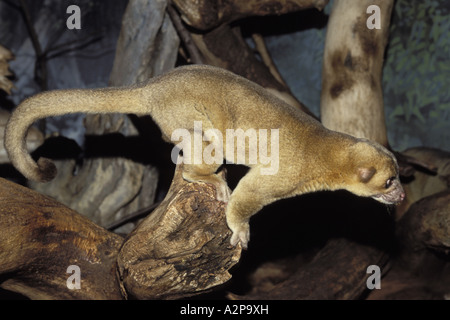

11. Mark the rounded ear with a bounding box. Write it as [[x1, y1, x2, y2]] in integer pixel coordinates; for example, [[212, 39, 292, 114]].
[[358, 167, 376, 183]]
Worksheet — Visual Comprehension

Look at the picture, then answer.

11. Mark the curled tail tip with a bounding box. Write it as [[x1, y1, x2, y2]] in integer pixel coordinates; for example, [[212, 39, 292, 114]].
[[35, 157, 57, 182]]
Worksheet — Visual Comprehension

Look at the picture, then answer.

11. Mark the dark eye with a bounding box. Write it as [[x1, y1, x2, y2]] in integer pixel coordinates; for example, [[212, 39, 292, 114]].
[[385, 177, 395, 189]]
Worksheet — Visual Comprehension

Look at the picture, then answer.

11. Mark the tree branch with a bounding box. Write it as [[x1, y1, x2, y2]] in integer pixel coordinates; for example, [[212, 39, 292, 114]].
[[167, 3, 203, 64], [18, 0, 47, 90]]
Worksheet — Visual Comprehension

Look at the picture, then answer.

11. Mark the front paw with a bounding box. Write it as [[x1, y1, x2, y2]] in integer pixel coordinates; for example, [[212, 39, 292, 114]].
[[229, 222, 250, 249]]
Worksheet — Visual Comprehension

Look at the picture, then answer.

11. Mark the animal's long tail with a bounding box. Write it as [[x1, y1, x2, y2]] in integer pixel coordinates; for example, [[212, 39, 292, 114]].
[[4, 86, 147, 182]]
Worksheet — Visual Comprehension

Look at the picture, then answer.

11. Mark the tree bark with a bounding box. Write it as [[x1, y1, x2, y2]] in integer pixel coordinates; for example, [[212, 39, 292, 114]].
[[0, 177, 123, 300], [0, 45, 14, 95], [396, 190, 450, 272], [172, 0, 329, 30], [117, 165, 241, 300], [319, 3, 450, 297], [396, 147, 450, 219], [320, 0, 393, 146], [320, 1, 439, 182], [367, 190, 450, 300], [230, 238, 388, 300]]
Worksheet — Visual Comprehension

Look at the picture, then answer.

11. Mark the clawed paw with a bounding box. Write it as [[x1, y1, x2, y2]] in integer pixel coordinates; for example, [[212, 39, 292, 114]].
[[229, 223, 250, 249]]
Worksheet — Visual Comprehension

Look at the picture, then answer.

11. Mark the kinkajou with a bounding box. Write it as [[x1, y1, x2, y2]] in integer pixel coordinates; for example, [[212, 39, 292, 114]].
[[4, 65, 405, 248]]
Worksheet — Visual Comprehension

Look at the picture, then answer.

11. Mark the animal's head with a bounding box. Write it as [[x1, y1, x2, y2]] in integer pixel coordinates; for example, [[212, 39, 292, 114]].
[[345, 139, 405, 205]]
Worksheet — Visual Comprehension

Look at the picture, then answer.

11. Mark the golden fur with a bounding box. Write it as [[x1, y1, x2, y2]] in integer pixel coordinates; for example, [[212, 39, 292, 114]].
[[4, 65, 404, 248]]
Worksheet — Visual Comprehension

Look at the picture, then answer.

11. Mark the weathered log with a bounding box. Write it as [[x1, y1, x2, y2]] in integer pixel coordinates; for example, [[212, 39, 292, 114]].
[[172, 0, 329, 30], [367, 190, 450, 300], [0, 177, 123, 300], [0, 44, 14, 95], [366, 267, 448, 300], [117, 164, 241, 300], [230, 237, 388, 300], [0, 164, 241, 299], [396, 147, 450, 220], [397, 190, 450, 270]]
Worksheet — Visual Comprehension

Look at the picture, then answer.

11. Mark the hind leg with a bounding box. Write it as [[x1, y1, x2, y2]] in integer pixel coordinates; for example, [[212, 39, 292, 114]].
[[182, 163, 231, 202], [179, 126, 230, 201]]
